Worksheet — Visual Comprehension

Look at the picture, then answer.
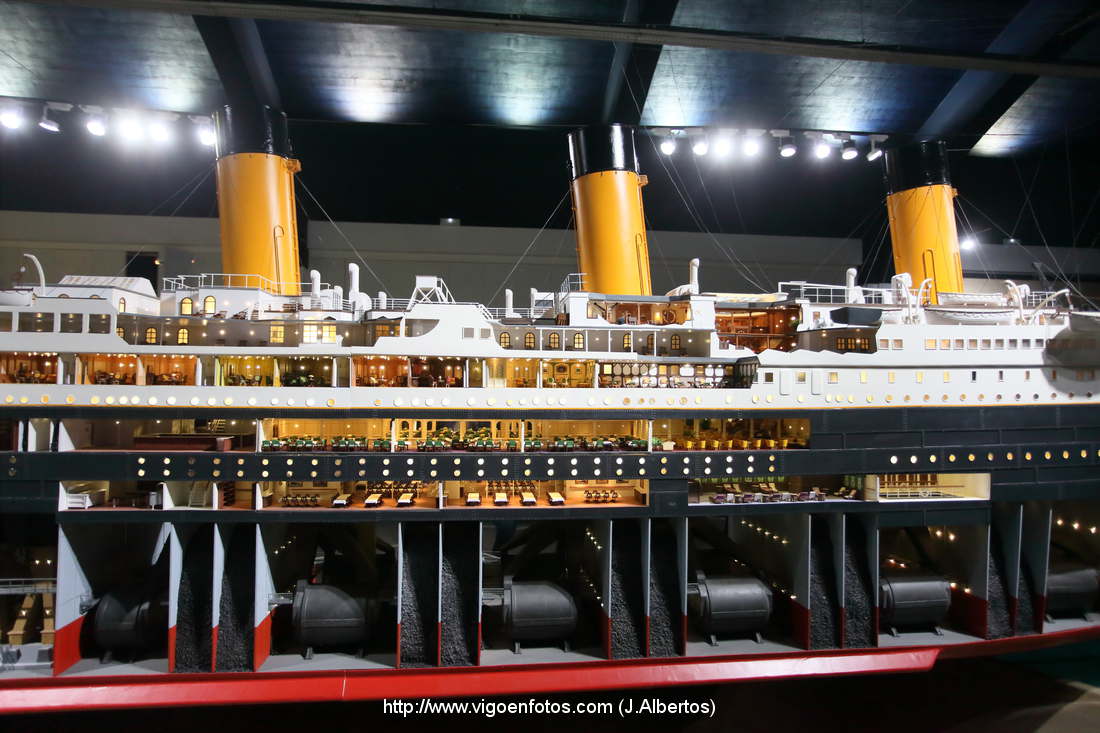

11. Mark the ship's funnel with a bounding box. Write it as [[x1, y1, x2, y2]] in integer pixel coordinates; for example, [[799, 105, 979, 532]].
[[884, 140, 964, 304], [567, 125, 652, 296], [214, 105, 302, 295]]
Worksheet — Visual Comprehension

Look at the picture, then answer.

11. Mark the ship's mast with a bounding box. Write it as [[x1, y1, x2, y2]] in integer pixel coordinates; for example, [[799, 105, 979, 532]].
[[213, 104, 302, 295], [566, 125, 653, 296], [884, 140, 965, 304]]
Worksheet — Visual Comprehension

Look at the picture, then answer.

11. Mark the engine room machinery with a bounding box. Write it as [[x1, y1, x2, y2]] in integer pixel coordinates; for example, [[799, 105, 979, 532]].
[[687, 569, 773, 645], [482, 575, 578, 653]]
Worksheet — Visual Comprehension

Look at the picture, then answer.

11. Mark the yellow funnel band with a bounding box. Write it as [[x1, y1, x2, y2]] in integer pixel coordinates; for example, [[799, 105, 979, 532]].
[[216, 152, 302, 296], [571, 169, 652, 296], [886, 183, 964, 305]]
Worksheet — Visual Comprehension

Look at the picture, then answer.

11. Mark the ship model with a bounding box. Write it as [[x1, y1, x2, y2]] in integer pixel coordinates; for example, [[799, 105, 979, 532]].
[[1, 108, 1099, 709]]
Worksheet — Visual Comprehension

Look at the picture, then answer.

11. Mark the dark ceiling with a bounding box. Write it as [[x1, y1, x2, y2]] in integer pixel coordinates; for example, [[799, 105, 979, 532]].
[[1, 0, 1100, 267]]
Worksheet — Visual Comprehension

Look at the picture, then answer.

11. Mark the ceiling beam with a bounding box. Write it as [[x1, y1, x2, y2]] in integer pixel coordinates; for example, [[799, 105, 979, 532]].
[[32, 0, 1100, 80], [194, 15, 282, 110], [601, 0, 680, 125], [918, 1, 1098, 140]]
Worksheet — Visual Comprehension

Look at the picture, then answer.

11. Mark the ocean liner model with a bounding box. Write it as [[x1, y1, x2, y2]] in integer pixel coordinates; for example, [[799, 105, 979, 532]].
[[1, 110, 1099, 710]]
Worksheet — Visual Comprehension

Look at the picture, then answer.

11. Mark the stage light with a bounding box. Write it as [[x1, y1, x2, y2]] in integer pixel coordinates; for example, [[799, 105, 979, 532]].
[[692, 138, 709, 156], [713, 135, 732, 157], [960, 237, 976, 250], [85, 115, 107, 136], [742, 136, 761, 157], [38, 106, 60, 132], [660, 138, 676, 155], [867, 144, 883, 161], [779, 137, 797, 157], [814, 141, 831, 159], [197, 124, 215, 146], [841, 140, 858, 160], [117, 115, 145, 142], [149, 119, 173, 144], [0, 108, 24, 130]]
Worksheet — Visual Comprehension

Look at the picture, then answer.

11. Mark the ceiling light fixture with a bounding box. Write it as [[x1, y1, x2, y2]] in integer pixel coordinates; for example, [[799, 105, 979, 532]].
[[0, 107, 24, 130], [814, 140, 831, 159], [38, 105, 60, 132], [960, 237, 976, 250], [779, 136, 797, 157], [692, 138, 709, 156], [866, 134, 888, 162], [841, 139, 858, 160], [116, 113, 145, 142], [148, 118, 174, 144], [742, 135, 762, 157], [660, 138, 676, 155]]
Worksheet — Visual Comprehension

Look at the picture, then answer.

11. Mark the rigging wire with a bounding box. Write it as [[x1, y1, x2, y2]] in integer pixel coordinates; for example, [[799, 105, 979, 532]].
[[294, 177, 391, 294], [116, 163, 215, 278], [488, 188, 571, 306]]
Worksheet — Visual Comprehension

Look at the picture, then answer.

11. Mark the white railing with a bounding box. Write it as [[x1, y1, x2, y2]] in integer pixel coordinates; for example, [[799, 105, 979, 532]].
[[162, 273, 331, 294], [779, 281, 889, 304]]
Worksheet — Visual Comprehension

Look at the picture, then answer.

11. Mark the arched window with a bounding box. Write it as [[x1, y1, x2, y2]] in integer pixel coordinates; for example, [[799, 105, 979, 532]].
[[548, 332, 561, 349], [180, 297, 193, 315], [89, 294, 102, 300], [203, 295, 216, 314], [646, 333, 655, 351], [115, 327, 125, 339], [524, 332, 536, 349], [145, 327, 158, 344], [573, 333, 585, 350], [58, 293, 69, 298], [177, 328, 189, 345], [499, 332, 511, 348], [623, 333, 633, 350], [118, 297, 127, 313], [671, 334, 682, 350]]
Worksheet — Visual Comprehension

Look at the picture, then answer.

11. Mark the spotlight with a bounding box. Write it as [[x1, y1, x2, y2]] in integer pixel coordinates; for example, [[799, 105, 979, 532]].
[[0, 108, 24, 130], [779, 137, 797, 157], [960, 237, 976, 250], [713, 135, 732, 157], [841, 140, 858, 160], [38, 106, 60, 133], [117, 115, 145, 142], [660, 138, 677, 155], [148, 119, 173, 144], [867, 145, 883, 162], [692, 138, 709, 156], [197, 124, 216, 146], [813, 141, 831, 159], [742, 137, 762, 157], [85, 115, 107, 136]]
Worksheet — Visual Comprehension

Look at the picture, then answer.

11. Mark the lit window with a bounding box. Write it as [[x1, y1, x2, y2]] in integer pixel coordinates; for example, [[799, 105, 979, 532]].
[[796, 371, 806, 384], [943, 371, 951, 383], [270, 325, 284, 344], [925, 339, 937, 350], [203, 296, 216, 314], [940, 339, 951, 350], [836, 337, 871, 352], [145, 327, 157, 344], [115, 327, 125, 339], [575, 333, 586, 350], [828, 372, 839, 384], [303, 324, 319, 343], [888, 371, 896, 384], [118, 297, 127, 313], [916, 371, 924, 384], [968, 339, 978, 349], [180, 297, 193, 315], [859, 371, 867, 384], [177, 328, 189, 345], [322, 324, 337, 343], [892, 339, 903, 349], [671, 334, 682, 350], [500, 332, 511, 348], [622, 333, 632, 350], [954, 339, 964, 349], [519, 332, 533, 349], [548, 332, 561, 349], [878, 339, 889, 350]]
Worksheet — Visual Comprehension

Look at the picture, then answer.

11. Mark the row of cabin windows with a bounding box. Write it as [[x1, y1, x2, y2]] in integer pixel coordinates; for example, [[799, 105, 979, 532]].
[[922, 337, 1045, 350], [117, 323, 293, 346], [812, 369, 1046, 385], [500, 332, 683, 351], [178, 297, 219, 316]]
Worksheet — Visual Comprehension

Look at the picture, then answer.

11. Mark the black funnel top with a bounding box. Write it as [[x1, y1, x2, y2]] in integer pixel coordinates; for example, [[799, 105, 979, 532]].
[[567, 124, 639, 181], [214, 104, 292, 158], [884, 139, 951, 194]]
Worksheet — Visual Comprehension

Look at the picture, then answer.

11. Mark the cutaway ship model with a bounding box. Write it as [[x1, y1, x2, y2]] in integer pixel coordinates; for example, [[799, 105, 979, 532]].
[[1, 111, 1099, 710]]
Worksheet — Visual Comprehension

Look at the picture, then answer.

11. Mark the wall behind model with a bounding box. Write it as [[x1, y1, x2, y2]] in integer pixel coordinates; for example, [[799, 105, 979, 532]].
[[0, 210, 863, 303]]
